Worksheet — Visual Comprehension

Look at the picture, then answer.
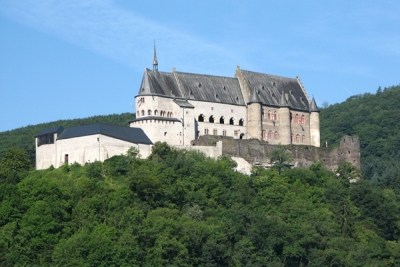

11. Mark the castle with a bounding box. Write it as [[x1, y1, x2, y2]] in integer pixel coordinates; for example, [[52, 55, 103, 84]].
[[129, 44, 320, 147], [35, 45, 360, 172]]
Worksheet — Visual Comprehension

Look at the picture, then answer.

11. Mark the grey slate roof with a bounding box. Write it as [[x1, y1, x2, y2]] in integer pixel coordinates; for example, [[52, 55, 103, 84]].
[[138, 68, 311, 111], [173, 99, 194, 108], [176, 72, 245, 105], [138, 69, 246, 106], [35, 126, 64, 137], [139, 69, 182, 97], [240, 70, 310, 111], [37, 124, 152, 144]]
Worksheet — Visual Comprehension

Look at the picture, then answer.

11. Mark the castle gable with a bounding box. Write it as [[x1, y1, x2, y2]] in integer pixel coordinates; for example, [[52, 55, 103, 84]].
[[240, 70, 309, 111]]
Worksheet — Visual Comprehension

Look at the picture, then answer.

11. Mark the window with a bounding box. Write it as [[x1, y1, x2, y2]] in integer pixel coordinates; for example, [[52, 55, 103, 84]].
[[274, 131, 280, 140], [37, 134, 54, 146], [65, 154, 69, 165], [268, 131, 273, 139], [273, 111, 278, 121], [220, 116, 224, 124], [223, 130, 227, 136], [141, 110, 145, 116], [296, 134, 300, 142], [302, 135, 306, 143], [239, 119, 244, 126], [148, 110, 152, 115], [209, 116, 214, 123], [154, 110, 158, 116], [234, 130, 238, 137], [229, 117, 234, 125], [240, 133, 245, 139], [301, 115, 305, 124], [198, 114, 204, 122], [268, 110, 271, 120], [295, 114, 299, 123], [213, 129, 218, 135], [263, 130, 267, 141], [204, 128, 209, 135]]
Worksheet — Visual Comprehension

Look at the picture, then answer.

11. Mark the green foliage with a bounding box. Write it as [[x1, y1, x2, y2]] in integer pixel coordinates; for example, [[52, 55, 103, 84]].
[[269, 145, 292, 174], [0, 147, 31, 184], [0, 143, 399, 266], [320, 85, 400, 190], [0, 112, 135, 166]]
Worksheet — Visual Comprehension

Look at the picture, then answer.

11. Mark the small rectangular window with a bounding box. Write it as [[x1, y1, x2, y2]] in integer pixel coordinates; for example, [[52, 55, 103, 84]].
[[234, 130, 238, 137], [213, 129, 218, 135], [223, 130, 227, 136]]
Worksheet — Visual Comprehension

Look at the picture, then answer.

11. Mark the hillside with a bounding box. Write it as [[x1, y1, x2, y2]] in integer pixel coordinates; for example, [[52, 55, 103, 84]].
[[0, 143, 399, 266], [0, 113, 135, 165], [320, 84, 400, 190]]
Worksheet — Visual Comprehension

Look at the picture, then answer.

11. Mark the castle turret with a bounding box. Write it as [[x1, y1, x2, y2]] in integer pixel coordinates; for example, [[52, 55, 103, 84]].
[[247, 89, 262, 140], [309, 97, 320, 147], [278, 91, 291, 145]]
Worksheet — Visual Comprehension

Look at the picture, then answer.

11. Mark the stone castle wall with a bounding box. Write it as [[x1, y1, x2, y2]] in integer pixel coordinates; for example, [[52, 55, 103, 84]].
[[191, 135, 360, 170]]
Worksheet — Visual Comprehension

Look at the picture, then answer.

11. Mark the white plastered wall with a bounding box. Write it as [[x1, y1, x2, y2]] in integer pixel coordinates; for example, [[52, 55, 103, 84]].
[[190, 100, 247, 139], [36, 134, 151, 170]]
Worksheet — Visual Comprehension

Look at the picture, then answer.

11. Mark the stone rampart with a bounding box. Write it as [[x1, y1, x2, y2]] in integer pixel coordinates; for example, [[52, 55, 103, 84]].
[[191, 135, 360, 171]]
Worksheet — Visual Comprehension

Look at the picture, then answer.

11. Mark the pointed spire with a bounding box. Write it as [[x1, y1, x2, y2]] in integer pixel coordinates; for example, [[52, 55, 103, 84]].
[[248, 88, 262, 104], [309, 97, 319, 112], [280, 91, 289, 107], [153, 40, 158, 71]]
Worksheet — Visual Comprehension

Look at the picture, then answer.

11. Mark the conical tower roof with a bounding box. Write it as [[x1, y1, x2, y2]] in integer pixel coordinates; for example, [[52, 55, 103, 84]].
[[248, 88, 262, 104], [309, 97, 319, 112]]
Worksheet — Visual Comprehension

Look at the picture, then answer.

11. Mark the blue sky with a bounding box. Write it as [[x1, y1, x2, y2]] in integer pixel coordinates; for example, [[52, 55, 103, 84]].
[[1, 0, 399, 132]]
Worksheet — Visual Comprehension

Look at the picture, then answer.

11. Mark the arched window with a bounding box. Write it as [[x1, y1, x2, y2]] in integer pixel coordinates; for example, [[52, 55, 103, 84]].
[[240, 133, 245, 139], [220, 116, 224, 124], [229, 117, 234, 125], [301, 115, 305, 124], [198, 114, 204, 122], [239, 119, 244, 126], [141, 110, 145, 116], [273, 111, 278, 121], [274, 131, 280, 140], [296, 134, 300, 142], [268, 110, 271, 120], [169, 112, 173, 118], [268, 131, 273, 139], [209, 116, 214, 123], [154, 110, 158, 116], [263, 130, 267, 141], [302, 135, 306, 143], [148, 110, 152, 115], [295, 114, 299, 124]]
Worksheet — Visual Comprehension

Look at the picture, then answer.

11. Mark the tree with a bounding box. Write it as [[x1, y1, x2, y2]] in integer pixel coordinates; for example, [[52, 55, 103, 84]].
[[0, 147, 31, 183], [269, 145, 292, 174]]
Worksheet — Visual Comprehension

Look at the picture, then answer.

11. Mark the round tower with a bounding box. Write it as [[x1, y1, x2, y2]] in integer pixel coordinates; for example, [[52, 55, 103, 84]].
[[278, 91, 291, 145], [309, 97, 320, 147], [247, 89, 262, 140]]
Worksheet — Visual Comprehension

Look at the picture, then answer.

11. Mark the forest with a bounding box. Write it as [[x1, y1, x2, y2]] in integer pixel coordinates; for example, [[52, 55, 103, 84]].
[[0, 85, 399, 266], [0, 143, 399, 266]]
